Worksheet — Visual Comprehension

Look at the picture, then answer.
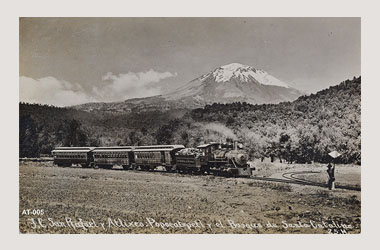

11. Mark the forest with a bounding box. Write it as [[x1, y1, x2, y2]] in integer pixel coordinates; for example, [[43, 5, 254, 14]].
[[19, 77, 361, 164]]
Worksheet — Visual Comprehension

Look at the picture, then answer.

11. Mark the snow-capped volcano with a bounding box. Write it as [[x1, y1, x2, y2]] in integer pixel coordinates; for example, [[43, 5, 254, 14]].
[[75, 63, 303, 113], [162, 63, 301, 106], [199, 63, 289, 88]]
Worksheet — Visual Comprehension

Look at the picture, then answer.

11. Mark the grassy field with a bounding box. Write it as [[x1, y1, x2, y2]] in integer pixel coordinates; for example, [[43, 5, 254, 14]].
[[19, 161, 361, 234]]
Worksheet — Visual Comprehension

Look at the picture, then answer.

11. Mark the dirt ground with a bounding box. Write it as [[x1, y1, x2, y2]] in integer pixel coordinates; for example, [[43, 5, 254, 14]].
[[19, 161, 361, 234]]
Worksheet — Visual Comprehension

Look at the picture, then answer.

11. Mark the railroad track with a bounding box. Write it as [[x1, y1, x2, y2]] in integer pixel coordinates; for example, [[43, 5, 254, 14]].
[[250, 171, 361, 191], [21, 159, 361, 191]]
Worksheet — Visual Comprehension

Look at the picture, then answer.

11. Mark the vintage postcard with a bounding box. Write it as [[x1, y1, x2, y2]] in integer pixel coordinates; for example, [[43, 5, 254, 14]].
[[19, 17, 361, 234]]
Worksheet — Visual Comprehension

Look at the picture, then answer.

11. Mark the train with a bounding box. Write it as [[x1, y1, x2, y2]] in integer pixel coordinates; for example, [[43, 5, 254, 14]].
[[51, 142, 252, 177]]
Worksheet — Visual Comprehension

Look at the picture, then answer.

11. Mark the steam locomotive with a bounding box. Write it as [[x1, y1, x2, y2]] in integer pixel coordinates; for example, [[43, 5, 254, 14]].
[[51, 142, 252, 177]]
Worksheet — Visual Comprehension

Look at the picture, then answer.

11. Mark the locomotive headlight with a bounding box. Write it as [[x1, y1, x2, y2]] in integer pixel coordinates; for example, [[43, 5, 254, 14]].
[[236, 153, 248, 165]]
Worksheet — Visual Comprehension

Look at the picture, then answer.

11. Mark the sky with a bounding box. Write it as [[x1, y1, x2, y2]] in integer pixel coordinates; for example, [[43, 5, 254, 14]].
[[19, 17, 361, 107]]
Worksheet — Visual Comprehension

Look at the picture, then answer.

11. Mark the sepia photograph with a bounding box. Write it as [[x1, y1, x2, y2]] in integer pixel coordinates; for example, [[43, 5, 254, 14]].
[[18, 17, 361, 234]]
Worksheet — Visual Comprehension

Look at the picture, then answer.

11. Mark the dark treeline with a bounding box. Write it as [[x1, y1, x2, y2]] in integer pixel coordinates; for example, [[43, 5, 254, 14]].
[[19, 77, 361, 164]]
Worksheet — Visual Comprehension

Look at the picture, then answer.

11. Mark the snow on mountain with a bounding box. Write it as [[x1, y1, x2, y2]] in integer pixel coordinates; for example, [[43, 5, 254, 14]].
[[199, 63, 289, 88]]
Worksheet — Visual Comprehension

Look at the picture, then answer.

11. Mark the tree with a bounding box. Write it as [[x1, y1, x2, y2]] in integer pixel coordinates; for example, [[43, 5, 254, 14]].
[[64, 119, 88, 146], [19, 115, 39, 157]]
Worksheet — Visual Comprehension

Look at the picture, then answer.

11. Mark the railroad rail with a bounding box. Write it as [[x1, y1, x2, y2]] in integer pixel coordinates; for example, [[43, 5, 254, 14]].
[[19, 158, 361, 191], [250, 171, 360, 191]]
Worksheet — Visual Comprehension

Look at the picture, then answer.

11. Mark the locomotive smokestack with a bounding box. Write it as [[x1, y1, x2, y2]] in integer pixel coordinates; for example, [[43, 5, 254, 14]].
[[233, 141, 237, 151]]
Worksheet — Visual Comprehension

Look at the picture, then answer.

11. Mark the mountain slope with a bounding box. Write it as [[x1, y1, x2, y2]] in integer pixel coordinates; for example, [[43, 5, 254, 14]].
[[75, 63, 303, 112], [185, 76, 361, 164]]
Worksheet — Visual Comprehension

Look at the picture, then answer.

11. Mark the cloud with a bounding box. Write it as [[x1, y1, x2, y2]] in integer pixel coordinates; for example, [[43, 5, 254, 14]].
[[19, 69, 178, 106], [97, 69, 177, 101], [19, 76, 96, 107]]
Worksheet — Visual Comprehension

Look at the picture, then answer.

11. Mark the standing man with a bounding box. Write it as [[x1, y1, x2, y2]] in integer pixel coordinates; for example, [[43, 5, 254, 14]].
[[327, 163, 335, 190]]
